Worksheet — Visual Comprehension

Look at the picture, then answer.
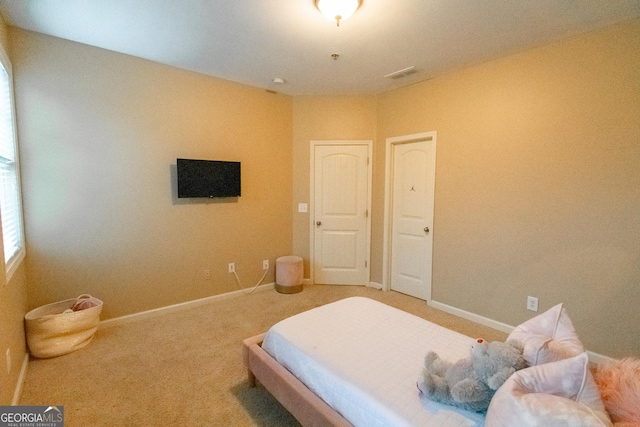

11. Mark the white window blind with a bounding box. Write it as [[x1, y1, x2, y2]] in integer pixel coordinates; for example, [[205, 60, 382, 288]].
[[0, 58, 24, 277]]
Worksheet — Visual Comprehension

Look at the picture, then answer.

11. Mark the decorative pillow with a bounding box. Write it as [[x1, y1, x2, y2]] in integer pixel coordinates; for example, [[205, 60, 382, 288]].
[[592, 357, 640, 424], [486, 353, 612, 427], [507, 303, 584, 366]]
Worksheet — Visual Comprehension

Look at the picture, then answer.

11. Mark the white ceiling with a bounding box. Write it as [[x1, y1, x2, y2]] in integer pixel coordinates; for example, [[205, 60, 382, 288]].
[[0, 0, 638, 96]]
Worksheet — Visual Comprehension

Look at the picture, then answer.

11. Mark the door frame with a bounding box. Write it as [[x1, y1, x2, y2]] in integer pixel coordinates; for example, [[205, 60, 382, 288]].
[[309, 140, 373, 285], [382, 131, 437, 299]]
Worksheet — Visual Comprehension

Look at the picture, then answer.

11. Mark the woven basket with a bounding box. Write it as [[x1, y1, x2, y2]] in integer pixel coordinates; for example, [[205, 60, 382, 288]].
[[25, 294, 103, 358]]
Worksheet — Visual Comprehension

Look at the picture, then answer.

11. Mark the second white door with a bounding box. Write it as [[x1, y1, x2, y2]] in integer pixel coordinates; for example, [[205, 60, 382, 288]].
[[389, 135, 436, 299]]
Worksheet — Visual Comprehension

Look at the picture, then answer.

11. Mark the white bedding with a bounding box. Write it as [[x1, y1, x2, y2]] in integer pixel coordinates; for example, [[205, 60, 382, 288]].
[[262, 297, 486, 427]]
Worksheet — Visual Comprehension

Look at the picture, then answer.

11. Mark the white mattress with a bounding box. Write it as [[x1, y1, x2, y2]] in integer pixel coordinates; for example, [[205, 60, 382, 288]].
[[262, 297, 486, 427]]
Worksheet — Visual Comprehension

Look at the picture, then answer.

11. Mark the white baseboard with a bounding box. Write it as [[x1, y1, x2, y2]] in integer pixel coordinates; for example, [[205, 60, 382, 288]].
[[429, 300, 514, 334], [302, 280, 382, 289], [367, 281, 383, 290], [12, 353, 29, 406], [428, 299, 614, 364], [100, 283, 275, 328]]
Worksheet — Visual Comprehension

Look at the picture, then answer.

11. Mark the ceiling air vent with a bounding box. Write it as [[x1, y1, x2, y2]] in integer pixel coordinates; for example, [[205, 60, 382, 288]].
[[384, 66, 417, 80]]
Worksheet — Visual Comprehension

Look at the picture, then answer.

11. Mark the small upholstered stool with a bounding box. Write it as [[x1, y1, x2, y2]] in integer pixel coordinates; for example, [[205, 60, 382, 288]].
[[275, 256, 303, 294]]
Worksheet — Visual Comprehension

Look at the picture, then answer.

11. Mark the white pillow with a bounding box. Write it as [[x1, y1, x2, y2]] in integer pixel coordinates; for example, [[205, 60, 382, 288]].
[[486, 353, 612, 427], [508, 303, 584, 366]]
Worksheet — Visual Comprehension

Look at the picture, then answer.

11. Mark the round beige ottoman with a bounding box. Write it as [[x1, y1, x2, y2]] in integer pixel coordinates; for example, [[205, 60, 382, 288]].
[[275, 256, 303, 294]]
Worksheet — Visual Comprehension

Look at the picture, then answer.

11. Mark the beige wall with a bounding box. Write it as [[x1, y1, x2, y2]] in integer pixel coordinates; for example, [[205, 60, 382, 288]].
[[11, 29, 293, 319], [0, 15, 29, 405], [292, 96, 377, 277], [376, 19, 640, 358]]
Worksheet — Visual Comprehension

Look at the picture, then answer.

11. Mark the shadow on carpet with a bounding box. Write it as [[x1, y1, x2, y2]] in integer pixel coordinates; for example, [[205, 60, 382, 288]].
[[231, 381, 301, 427]]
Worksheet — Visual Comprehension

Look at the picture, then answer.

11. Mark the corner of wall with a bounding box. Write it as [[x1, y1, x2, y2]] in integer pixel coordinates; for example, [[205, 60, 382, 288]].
[[0, 19, 30, 405]]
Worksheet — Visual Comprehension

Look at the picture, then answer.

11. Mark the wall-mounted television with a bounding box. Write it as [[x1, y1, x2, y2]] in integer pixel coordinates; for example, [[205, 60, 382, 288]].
[[177, 158, 241, 198]]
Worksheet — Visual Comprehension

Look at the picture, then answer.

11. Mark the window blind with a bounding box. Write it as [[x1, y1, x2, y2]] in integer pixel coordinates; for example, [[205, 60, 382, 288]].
[[0, 61, 24, 270]]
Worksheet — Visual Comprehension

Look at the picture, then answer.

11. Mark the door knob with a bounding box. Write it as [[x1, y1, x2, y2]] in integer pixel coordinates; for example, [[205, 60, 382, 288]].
[[424, 226, 430, 233], [316, 221, 322, 226]]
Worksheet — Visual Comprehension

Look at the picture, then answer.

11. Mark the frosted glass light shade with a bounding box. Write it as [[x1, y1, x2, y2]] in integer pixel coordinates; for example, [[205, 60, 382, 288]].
[[316, 0, 361, 25]]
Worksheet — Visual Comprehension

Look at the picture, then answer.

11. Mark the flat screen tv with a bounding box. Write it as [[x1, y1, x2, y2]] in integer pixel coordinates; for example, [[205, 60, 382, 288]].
[[177, 158, 241, 198]]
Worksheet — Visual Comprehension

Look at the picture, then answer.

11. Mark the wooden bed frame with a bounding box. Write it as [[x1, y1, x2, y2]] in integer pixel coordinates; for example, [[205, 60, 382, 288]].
[[242, 333, 353, 426]]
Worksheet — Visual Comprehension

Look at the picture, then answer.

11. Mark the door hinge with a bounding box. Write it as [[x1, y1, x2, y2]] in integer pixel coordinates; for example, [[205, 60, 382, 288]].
[[365, 261, 368, 268], [367, 157, 370, 165], [365, 209, 369, 218]]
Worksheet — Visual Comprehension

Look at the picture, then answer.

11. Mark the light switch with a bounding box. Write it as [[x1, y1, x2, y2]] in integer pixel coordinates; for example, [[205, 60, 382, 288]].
[[298, 203, 308, 213]]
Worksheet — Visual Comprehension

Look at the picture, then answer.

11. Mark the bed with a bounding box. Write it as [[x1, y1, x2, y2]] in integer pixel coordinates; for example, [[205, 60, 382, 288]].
[[242, 297, 486, 427], [243, 297, 618, 427]]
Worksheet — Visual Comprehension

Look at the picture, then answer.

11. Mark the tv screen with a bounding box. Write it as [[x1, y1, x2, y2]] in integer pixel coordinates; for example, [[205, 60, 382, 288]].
[[177, 158, 241, 198]]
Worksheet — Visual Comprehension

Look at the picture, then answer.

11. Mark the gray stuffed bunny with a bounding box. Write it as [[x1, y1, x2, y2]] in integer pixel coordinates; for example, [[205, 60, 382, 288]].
[[417, 338, 527, 412]]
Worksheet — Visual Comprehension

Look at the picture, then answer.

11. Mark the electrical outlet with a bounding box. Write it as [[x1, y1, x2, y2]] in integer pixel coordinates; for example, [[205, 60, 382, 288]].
[[262, 260, 269, 270], [203, 269, 211, 280], [228, 263, 235, 273], [6, 349, 10, 374], [527, 296, 539, 312]]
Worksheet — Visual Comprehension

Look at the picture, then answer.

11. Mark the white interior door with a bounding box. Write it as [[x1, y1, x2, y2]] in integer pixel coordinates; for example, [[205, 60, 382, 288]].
[[312, 143, 370, 285], [388, 135, 436, 299]]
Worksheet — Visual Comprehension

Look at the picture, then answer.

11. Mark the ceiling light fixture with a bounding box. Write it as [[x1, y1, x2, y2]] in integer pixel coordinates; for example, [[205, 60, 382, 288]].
[[315, 0, 361, 27]]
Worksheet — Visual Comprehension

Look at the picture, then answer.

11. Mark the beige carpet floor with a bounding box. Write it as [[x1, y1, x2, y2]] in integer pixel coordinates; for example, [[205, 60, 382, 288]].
[[19, 284, 506, 426]]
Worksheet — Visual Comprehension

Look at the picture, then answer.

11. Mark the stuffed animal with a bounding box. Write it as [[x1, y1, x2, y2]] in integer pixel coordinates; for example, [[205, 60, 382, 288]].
[[417, 338, 527, 412]]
